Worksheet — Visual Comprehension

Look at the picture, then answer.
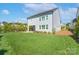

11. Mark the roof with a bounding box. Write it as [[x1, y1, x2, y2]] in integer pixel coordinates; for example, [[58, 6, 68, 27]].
[[72, 18, 77, 23], [27, 8, 58, 19]]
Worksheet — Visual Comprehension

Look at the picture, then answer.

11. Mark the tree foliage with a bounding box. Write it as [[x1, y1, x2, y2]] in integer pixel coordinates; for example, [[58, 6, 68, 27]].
[[2, 22, 27, 32], [74, 16, 79, 37], [0, 25, 2, 33], [66, 23, 70, 30]]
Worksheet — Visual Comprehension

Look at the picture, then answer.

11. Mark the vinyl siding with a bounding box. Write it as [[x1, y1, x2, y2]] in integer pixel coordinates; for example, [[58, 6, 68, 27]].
[[27, 9, 61, 32]]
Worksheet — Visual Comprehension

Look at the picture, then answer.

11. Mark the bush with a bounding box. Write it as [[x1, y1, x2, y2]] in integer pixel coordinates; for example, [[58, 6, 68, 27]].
[[43, 31, 47, 33], [66, 23, 70, 30], [2, 22, 27, 32], [0, 26, 2, 33], [34, 31, 39, 33], [0, 25, 3, 33], [29, 26, 33, 31], [74, 16, 79, 39], [52, 28, 55, 34]]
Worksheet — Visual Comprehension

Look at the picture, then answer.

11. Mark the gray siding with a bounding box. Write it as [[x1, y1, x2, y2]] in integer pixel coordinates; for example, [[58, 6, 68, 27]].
[[52, 9, 61, 32]]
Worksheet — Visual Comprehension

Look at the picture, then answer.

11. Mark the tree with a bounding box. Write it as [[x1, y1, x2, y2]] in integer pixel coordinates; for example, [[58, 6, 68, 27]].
[[0, 25, 2, 33], [74, 16, 79, 40], [3, 22, 15, 32], [15, 23, 27, 31], [2, 21, 27, 32], [66, 23, 70, 30]]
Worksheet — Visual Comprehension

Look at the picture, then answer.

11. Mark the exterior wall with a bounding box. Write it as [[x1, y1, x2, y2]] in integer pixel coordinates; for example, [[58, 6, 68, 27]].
[[28, 12, 53, 32], [52, 9, 61, 32], [36, 13, 53, 32], [27, 9, 61, 32], [27, 17, 38, 31]]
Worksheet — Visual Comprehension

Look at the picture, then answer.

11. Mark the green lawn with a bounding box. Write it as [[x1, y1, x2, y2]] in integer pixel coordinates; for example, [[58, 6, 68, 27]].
[[0, 32, 79, 55]]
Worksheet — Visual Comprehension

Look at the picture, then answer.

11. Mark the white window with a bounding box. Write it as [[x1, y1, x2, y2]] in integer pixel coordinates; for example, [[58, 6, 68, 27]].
[[46, 15, 48, 20], [39, 25, 41, 29], [39, 17, 41, 21], [46, 25, 48, 29], [42, 25, 45, 29], [42, 16, 45, 21]]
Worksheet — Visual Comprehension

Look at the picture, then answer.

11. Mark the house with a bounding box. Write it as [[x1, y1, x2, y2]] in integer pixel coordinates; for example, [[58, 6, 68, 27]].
[[27, 8, 61, 32]]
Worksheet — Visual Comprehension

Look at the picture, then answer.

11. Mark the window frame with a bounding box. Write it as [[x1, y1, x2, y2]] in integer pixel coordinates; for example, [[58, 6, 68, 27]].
[[42, 25, 45, 29], [46, 25, 48, 29], [46, 15, 48, 20], [39, 17, 41, 21], [39, 25, 41, 29], [42, 16, 45, 21]]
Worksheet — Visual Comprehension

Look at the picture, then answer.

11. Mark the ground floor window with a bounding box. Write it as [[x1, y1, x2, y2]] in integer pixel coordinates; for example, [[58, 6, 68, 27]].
[[42, 25, 45, 29], [39, 24, 48, 29], [46, 25, 48, 29], [39, 25, 41, 29], [29, 25, 35, 31]]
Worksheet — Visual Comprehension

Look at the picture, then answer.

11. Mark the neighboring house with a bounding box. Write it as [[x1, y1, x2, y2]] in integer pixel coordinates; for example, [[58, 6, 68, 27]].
[[27, 8, 61, 32]]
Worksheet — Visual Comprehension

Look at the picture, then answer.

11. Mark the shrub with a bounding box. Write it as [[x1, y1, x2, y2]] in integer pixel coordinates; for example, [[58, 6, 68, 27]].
[[29, 26, 33, 31], [47, 32, 51, 34], [43, 31, 47, 33], [61, 26, 66, 31], [66, 23, 70, 30], [34, 31, 39, 33], [2, 22, 27, 32], [74, 16, 79, 38], [52, 28, 55, 34], [0, 25, 3, 33]]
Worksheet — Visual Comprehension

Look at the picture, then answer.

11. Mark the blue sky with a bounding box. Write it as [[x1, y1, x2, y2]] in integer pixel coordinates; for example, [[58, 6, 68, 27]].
[[0, 3, 78, 24]]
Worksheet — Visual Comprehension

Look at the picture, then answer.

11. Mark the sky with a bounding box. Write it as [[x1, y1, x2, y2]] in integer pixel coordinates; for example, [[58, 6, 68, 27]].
[[0, 3, 79, 24]]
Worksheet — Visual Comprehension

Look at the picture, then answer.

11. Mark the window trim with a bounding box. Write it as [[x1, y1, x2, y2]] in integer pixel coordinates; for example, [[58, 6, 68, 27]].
[[39, 25, 41, 29], [46, 15, 48, 20], [46, 25, 48, 29], [39, 17, 41, 21], [42, 25, 45, 29], [42, 16, 45, 21]]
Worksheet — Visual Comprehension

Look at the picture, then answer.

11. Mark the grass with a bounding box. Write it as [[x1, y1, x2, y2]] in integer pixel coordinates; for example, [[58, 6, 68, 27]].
[[1, 32, 79, 55]]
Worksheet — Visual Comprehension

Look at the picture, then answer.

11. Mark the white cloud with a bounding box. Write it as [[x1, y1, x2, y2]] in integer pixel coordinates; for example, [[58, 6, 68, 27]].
[[2, 9, 10, 15], [23, 4, 77, 24], [19, 18, 27, 23], [4, 17, 27, 23], [59, 8, 77, 23], [23, 3, 57, 15], [15, 17, 27, 23]]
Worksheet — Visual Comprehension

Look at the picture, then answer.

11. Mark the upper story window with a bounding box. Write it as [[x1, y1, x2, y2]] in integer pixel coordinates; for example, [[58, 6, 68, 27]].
[[46, 15, 48, 20], [39, 15, 48, 21], [39, 17, 41, 21], [42, 16, 45, 21]]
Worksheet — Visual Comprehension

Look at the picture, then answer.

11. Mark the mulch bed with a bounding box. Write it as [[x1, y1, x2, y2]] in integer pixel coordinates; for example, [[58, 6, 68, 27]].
[[55, 30, 73, 36]]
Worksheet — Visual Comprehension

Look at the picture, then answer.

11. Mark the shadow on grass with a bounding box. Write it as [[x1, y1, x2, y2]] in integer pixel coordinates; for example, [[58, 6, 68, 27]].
[[70, 35, 79, 44], [0, 34, 7, 55], [0, 34, 3, 41], [0, 49, 7, 55]]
